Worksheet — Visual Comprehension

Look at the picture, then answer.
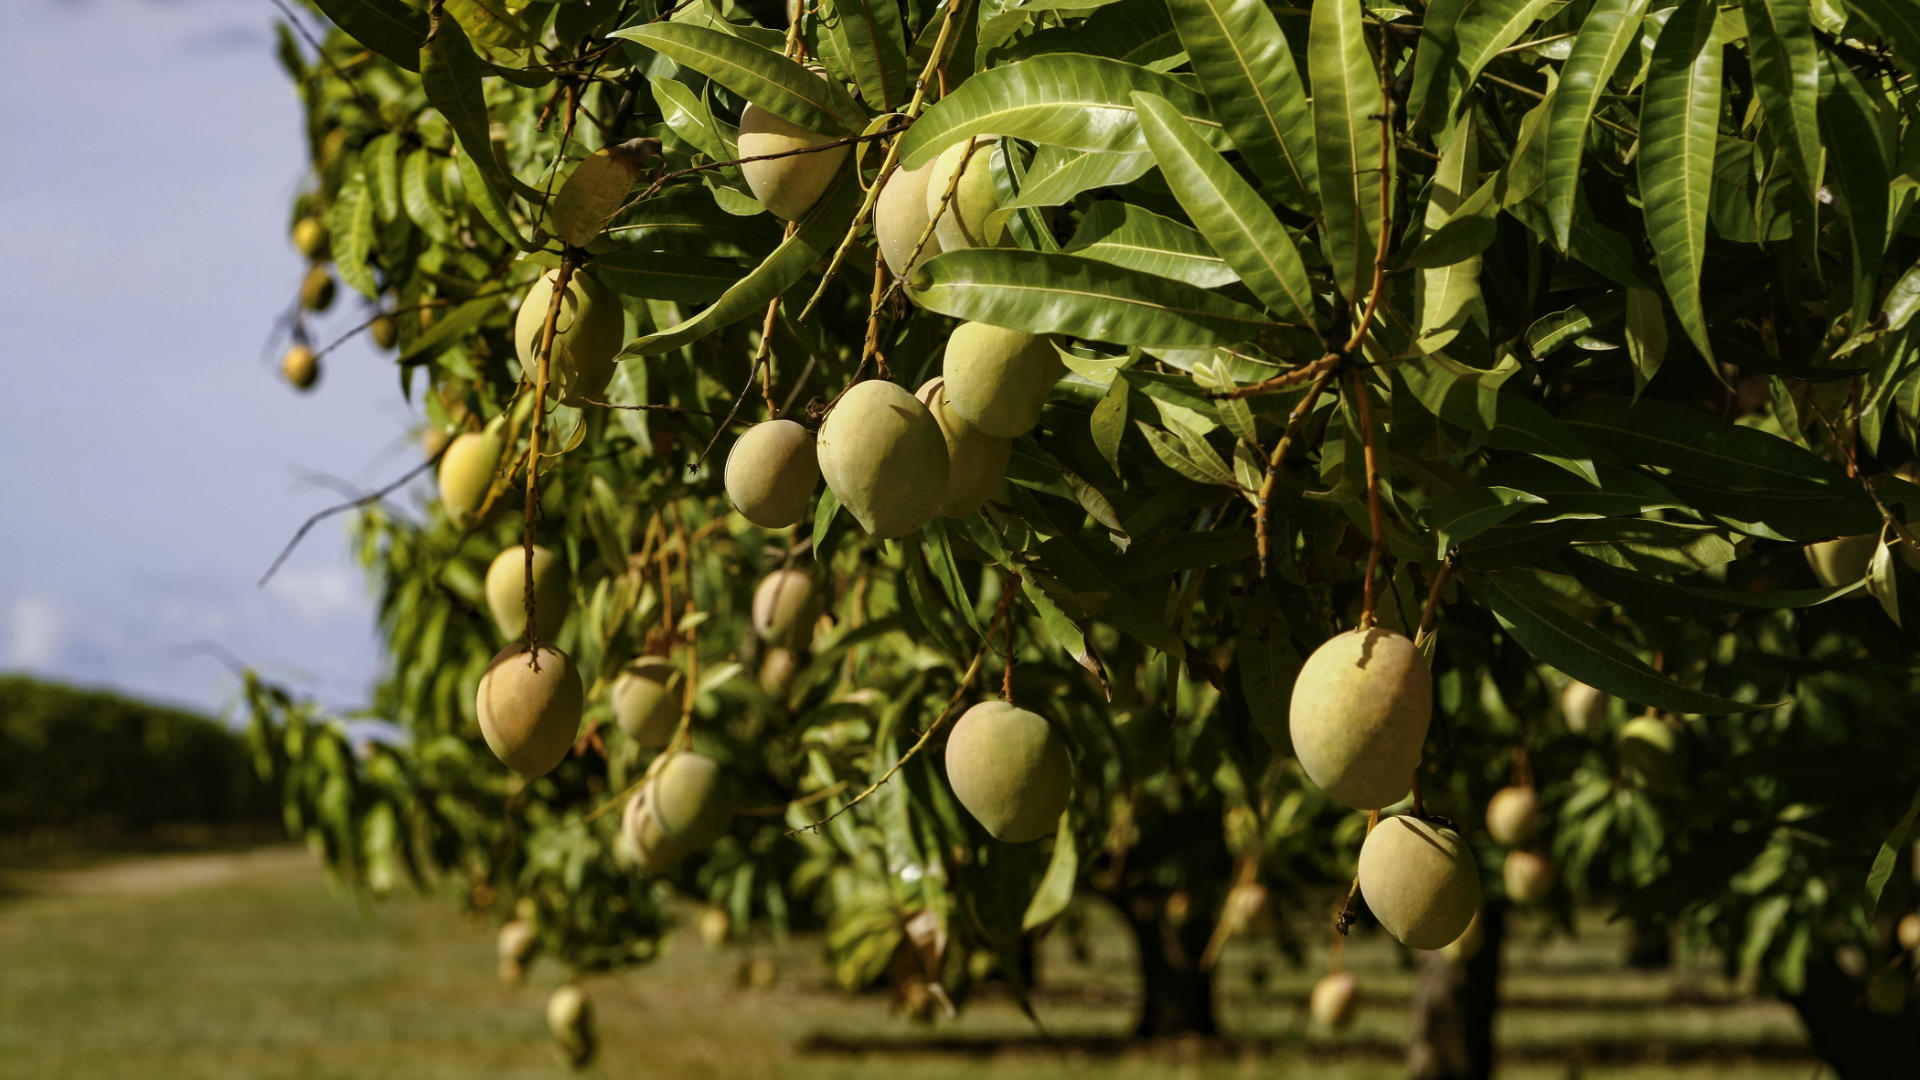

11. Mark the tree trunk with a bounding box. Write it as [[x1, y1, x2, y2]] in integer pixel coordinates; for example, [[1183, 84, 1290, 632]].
[[1407, 901, 1506, 1080], [1785, 958, 1920, 1079], [1118, 890, 1218, 1038]]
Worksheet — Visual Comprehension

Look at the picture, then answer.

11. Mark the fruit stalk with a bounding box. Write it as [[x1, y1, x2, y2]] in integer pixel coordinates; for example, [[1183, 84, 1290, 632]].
[[523, 255, 575, 665], [1352, 368, 1386, 627]]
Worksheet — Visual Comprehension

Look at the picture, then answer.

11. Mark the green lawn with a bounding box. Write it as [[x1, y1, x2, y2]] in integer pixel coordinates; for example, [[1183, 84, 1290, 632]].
[[0, 847, 1817, 1079]]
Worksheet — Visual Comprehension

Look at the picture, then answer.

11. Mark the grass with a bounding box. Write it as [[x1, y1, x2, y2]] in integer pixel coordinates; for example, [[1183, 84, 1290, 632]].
[[0, 846, 1818, 1080]]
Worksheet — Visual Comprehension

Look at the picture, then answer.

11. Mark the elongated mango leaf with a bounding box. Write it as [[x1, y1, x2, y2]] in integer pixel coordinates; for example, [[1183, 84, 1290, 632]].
[[616, 164, 860, 357], [1416, 116, 1486, 353], [328, 170, 378, 300], [897, 53, 1225, 168], [313, 0, 426, 71], [1821, 55, 1891, 335], [825, 0, 911, 111], [1006, 0, 1184, 68], [1741, 0, 1823, 200], [1166, 0, 1318, 213], [1429, 486, 1547, 558], [1035, 535, 1187, 656], [1637, 0, 1722, 363], [401, 149, 453, 244], [1309, 0, 1386, 305], [613, 23, 863, 135], [1021, 577, 1110, 691], [592, 250, 741, 304], [1867, 784, 1920, 915], [1134, 92, 1316, 325], [420, 17, 529, 248], [1544, 0, 1651, 250], [1064, 200, 1238, 288], [1558, 396, 1863, 494], [1423, 0, 1559, 139], [1021, 814, 1079, 930], [910, 249, 1277, 348], [1006, 146, 1155, 208], [1564, 555, 1856, 617], [1480, 569, 1773, 713]]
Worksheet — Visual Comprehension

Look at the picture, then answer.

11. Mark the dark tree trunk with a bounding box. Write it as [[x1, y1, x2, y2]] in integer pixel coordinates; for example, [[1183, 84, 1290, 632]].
[[1785, 958, 1920, 1079], [1407, 901, 1506, 1080], [1117, 890, 1218, 1038], [1625, 917, 1672, 970]]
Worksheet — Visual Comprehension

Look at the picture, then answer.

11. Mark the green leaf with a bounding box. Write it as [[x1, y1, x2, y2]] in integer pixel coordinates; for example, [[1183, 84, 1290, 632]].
[[617, 164, 861, 357], [650, 75, 733, 161], [1820, 54, 1892, 335], [401, 149, 453, 244], [1741, 0, 1824, 200], [365, 132, 402, 224], [328, 170, 378, 300], [1136, 421, 1239, 488], [1005, 0, 1184, 69], [1544, 0, 1651, 250], [1557, 396, 1864, 498], [1480, 569, 1774, 713], [1091, 373, 1129, 471], [1867, 784, 1920, 915], [592, 250, 741, 304], [613, 23, 863, 135], [823, 0, 911, 111], [1414, 0, 1559, 139], [1166, 0, 1318, 212], [1415, 117, 1487, 353], [1867, 532, 1901, 624], [1844, 0, 1920, 77], [1636, 0, 1723, 363], [1563, 555, 1856, 616], [1428, 486, 1548, 558], [1884, 261, 1920, 332], [1036, 534, 1187, 657], [1004, 147, 1155, 208], [897, 53, 1225, 169], [1022, 577, 1110, 691], [910, 249, 1277, 348], [1309, 0, 1386, 304], [396, 293, 503, 365], [420, 17, 528, 249], [924, 520, 987, 639], [1064, 200, 1237, 289], [1021, 814, 1079, 930], [1133, 92, 1316, 325], [312, 0, 425, 72], [1527, 295, 1626, 357], [1624, 287, 1669, 389]]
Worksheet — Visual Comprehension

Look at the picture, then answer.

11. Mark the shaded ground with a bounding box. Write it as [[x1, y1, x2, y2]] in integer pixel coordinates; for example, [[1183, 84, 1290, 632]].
[[0, 847, 1818, 1079]]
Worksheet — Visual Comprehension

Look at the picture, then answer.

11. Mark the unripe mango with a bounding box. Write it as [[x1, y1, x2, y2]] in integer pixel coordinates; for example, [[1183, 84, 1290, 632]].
[[281, 345, 318, 390], [484, 544, 570, 643], [941, 323, 1061, 438], [513, 268, 625, 405], [369, 313, 398, 349], [1806, 533, 1876, 587], [916, 378, 1011, 517], [497, 918, 536, 965], [1356, 815, 1481, 951], [759, 646, 799, 695], [622, 752, 735, 872], [924, 136, 1003, 251], [738, 103, 849, 220], [546, 984, 594, 1067], [1439, 908, 1484, 963], [1619, 715, 1687, 793], [1309, 971, 1358, 1029], [475, 644, 583, 776], [944, 701, 1071, 843], [1561, 679, 1607, 736], [752, 569, 817, 648], [1503, 849, 1555, 904], [697, 906, 731, 948], [724, 419, 819, 528], [817, 380, 950, 538], [1289, 627, 1431, 811], [876, 158, 943, 279], [437, 430, 506, 528], [1484, 785, 1539, 848], [292, 216, 325, 258], [1897, 912, 1920, 952], [610, 655, 680, 749], [300, 265, 335, 311]]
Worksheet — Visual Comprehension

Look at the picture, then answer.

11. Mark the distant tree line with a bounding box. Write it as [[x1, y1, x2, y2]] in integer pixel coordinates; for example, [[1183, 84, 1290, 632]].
[[0, 677, 277, 840]]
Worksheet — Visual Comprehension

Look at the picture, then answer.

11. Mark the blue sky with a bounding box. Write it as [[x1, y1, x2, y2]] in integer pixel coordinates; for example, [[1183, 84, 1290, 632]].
[[0, 0, 419, 714]]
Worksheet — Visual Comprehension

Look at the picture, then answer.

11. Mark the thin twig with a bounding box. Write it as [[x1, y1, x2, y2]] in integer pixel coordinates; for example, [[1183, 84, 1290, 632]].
[[521, 256, 575, 663], [1352, 369, 1386, 627], [258, 446, 447, 587], [1213, 352, 1340, 400], [1254, 368, 1335, 575]]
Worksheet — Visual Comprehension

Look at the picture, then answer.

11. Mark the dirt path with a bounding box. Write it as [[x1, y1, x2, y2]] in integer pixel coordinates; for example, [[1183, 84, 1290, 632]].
[[0, 844, 309, 899]]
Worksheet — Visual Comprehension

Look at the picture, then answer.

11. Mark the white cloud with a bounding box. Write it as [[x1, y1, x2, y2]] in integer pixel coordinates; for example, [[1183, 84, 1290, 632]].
[[8, 596, 64, 668]]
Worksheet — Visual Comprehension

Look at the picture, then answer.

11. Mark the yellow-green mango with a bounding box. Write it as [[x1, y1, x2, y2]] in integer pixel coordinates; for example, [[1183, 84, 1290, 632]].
[[546, 984, 594, 1067], [751, 569, 817, 648], [281, 345, 318, 390], [369, 313, 398, 349], [484, 544, 570, 642], [1560, 679, 1607, 736], [924, 136, 1003, 251], [513, 268, 625, 405], [724, 419, 819, 528], [1356, 815, 1481, 950], [610, 655, 680, 749], [291, 216, 324, 258], [738, 103, 848, 220], [1503, 849, 1555, 904], [623, 752, 734, 872], [1484, 785, 1539, 848], [916, 378, 1011, 517], [437, 429, 505, 528], [876, 158, 942, 280], [1806, 533, 1877, 587], [475, 644, 583, 776], [1310, 972, 1358, 1029], [1619, 715, 1687, 793], [944, 701, 1071, 843], [817, 380, 950, 538], [300, 265, 335, 311], [942, 323, 1061, 438], [1288, 627, 1431, 810]]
